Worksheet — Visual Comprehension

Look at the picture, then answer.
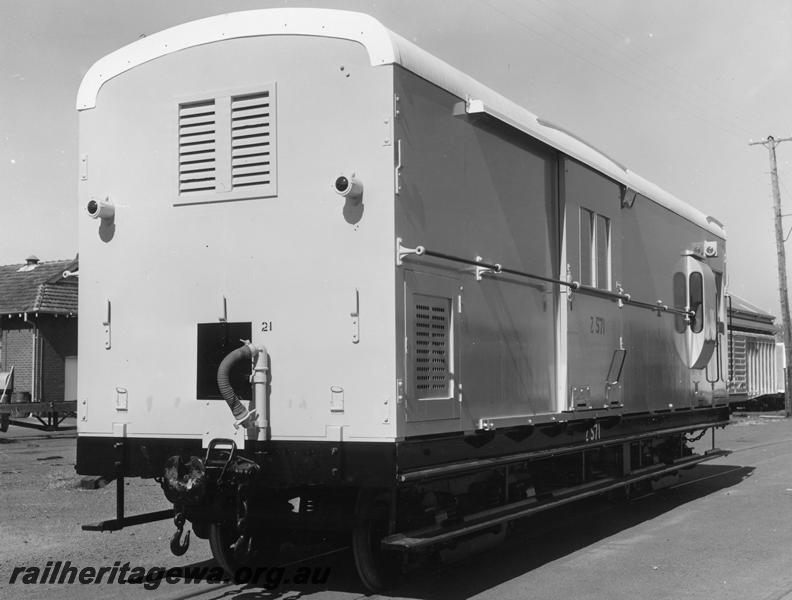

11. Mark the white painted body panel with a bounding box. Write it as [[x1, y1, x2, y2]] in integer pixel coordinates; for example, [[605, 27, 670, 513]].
[[78, 34, 396, 442]]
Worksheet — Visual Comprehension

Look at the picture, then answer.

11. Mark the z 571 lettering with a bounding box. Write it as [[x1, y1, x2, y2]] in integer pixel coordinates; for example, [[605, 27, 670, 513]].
[[590, 316, 605, 335]]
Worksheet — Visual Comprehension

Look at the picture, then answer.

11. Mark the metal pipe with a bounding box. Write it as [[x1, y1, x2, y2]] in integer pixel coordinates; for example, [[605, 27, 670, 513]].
[[413, 246, 694, 319], [421, 248, 576, 289], [217, 343, 254, 420], [216, 341, 268, 430], [251, 347, 270, 440]]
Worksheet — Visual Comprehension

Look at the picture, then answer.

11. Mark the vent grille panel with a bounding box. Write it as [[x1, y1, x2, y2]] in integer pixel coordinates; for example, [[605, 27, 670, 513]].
[[178, 100, 216, 193], [231, 92, 272, 188], [414, 296, 451, 398], [176, 85, 276, 202]]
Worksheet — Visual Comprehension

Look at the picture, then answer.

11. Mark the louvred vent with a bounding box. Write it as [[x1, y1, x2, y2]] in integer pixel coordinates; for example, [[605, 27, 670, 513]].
[[231, 92, 273, 189], [176, 86, 276, 202], [178, 100, 217, 193], [414, 296, 450, 398]]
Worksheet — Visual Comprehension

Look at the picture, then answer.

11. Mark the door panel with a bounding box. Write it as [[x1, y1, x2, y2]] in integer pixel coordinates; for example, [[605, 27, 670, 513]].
[[564, 159, 624, 409]]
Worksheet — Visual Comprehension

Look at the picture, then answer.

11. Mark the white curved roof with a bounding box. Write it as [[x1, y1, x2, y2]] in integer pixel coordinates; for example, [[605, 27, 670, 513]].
[[77, 8, 725, 238]]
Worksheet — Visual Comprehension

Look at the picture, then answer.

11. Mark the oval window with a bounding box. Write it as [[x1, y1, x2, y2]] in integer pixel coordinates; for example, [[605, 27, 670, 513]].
[[672, 255, 717, 369]]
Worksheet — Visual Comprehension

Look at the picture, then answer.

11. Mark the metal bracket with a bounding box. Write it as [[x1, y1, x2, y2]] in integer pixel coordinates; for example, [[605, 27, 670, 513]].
[[621, 187, 637, 209], [570, 386, 591, 410], [474, 256, 501, 281], [566, 265, 577, 305], [233, 409, 258, 431], [616, 283, 630, 308], [396, 237, 425, 266], [477, 419, 497, 431]]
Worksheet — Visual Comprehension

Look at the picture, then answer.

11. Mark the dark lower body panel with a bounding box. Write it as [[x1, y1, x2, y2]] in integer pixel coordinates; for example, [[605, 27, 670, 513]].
[[76, 405, 729, 486]]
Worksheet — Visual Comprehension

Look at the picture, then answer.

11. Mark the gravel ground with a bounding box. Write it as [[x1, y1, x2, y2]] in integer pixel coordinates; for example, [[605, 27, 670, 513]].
[[0, 421, 212, 599], [1, 413, 792, 599]]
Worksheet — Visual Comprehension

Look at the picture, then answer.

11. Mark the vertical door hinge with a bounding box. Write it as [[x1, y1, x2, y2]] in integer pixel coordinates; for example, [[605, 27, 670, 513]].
[[394, 139, 403, 195], [351, 288, 360, 344], [103, 300, 111, 350]]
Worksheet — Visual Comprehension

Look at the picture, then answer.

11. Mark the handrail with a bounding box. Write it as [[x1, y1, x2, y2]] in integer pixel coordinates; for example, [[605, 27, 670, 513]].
[[397, 240, 694, 319], [422, 248, 576, 289]]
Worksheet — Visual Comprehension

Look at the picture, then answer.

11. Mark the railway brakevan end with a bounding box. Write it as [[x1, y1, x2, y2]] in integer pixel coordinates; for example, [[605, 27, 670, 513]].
[[76, 8, 729, 591]]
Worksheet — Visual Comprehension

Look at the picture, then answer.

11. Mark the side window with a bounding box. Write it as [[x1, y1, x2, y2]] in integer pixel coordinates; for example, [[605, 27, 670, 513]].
[[595, 213, 611, 290], [580, 208, 594, 286], [689, 272, 704, 333], [579, 207, 611, 290]]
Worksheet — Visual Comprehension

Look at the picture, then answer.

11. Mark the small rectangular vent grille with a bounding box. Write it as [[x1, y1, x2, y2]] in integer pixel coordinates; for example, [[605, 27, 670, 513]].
[[414, 295, 451, 398], [178, 100, 216, 193], [231, 92, 272, 189]]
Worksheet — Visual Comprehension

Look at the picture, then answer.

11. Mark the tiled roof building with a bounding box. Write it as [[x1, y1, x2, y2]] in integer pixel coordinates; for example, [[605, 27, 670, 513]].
[[0, 256, 78, 409], [0, 256, 78, 316]]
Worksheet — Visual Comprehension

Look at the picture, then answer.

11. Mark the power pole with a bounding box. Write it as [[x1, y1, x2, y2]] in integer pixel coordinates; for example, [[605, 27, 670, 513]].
[[751, 135, 792, 417]]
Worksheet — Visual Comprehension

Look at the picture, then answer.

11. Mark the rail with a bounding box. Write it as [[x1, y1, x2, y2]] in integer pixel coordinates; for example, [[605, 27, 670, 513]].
[[397, 239, 695, 320]]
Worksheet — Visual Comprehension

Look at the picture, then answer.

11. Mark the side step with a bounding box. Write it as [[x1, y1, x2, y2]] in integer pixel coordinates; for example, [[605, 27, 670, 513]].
[[82, 509, 173, 532], [382, 449, 729, 551], [81, 475, 174, 532]]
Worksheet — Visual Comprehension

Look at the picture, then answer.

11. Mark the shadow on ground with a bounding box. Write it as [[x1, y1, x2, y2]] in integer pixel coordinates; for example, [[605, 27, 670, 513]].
[[161, 462, 752, 599]]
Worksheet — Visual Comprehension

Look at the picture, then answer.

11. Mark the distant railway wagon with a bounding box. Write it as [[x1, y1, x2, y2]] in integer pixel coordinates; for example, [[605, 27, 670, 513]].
[[75, 9, 730, 590], [727, 295, 784, 411]]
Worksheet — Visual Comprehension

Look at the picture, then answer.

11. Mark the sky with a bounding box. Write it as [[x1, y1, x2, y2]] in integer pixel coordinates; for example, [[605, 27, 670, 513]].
[[1, 0, 791, 316]]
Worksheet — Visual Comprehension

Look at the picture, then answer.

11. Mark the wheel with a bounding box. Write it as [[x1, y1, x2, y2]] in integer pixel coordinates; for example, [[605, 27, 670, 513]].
[[352, 489, 400, 592], [208, 522, 282, 579], [208, 522, 246, 576]]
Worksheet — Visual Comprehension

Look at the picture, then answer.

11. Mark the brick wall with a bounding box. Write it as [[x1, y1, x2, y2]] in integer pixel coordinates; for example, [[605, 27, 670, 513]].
[[38, 319, 77, 402], [1, 322, 34, 395], [0, 317, 77, 400]]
